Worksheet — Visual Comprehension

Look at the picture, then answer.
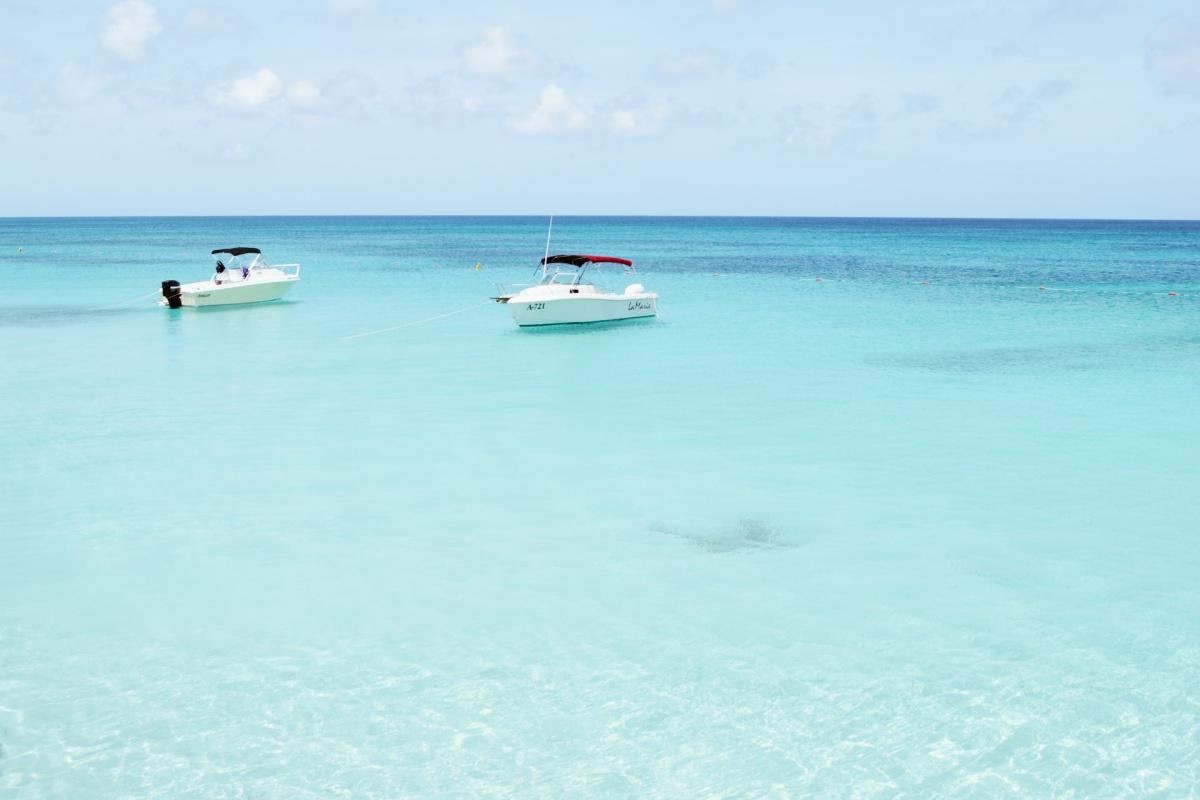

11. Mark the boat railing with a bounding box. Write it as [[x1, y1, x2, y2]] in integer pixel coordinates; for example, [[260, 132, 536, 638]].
[[267, 263, 302, 278], [496, 282, 532, 296]]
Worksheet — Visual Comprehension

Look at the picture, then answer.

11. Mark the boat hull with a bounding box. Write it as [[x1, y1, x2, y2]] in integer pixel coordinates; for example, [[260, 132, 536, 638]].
[[179, 277, 298, 307], [508, 294, 657, 326]]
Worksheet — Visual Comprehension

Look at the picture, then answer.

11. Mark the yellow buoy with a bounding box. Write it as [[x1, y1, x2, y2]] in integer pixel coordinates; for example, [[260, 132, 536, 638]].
[[474, 262, 481, 271]]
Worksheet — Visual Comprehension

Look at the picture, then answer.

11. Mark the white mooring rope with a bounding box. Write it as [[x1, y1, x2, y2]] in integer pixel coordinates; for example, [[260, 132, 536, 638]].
[[339, 301, 493, 341], [96, 290, 164, 311]]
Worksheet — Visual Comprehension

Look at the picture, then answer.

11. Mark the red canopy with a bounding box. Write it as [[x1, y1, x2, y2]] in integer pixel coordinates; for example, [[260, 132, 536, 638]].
[[541, 254, 633, 268]]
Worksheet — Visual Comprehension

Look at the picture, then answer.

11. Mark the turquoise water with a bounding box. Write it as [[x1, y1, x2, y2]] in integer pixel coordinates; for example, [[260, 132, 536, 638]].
[[1, 216, 1198, 797]]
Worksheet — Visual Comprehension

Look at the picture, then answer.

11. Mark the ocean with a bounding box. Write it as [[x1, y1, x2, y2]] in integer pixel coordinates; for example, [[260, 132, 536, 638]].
[[1, 216, 1197, 797]]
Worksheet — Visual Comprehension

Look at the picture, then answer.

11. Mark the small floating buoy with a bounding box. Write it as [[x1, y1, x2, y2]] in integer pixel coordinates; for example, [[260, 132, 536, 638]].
[[1167, 291, 1178, 297], [474, 262, 481, 271], [16, 246, 22, 254]]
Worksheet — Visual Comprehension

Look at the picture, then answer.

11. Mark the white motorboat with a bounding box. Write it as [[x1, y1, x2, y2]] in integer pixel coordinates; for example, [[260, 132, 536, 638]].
[[161, 247, 300, 308], [494, 254, 658, 327]]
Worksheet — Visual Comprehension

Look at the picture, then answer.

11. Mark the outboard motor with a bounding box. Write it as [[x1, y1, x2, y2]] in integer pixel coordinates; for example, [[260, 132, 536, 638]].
[[161, 279, 182, 308]]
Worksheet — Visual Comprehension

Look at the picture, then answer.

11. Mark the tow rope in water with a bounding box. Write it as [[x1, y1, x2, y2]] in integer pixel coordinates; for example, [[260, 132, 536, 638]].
[[96, 289, 164, 310], [339, 301, 493, 341]]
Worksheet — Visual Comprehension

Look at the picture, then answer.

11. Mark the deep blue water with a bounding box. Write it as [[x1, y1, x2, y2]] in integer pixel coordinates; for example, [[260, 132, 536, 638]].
[[1, 216, 1198, 797]]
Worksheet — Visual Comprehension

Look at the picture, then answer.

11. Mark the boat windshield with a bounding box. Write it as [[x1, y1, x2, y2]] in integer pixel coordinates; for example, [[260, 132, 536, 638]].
[[542, 258, 636, 287], [214, 252, 263, 271], [543, 270, 593, 286]]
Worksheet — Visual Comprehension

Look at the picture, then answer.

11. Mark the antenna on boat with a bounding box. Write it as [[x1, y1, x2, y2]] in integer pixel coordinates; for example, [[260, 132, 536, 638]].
[[541, 215, 554, 279]]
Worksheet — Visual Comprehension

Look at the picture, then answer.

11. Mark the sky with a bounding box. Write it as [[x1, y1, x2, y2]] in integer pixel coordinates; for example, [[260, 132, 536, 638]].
[[1, 0, 1198, 218]]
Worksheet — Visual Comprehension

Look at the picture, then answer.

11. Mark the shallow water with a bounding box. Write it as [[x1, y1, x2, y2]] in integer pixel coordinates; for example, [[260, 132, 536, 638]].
[[1, 216, 1198, 797]]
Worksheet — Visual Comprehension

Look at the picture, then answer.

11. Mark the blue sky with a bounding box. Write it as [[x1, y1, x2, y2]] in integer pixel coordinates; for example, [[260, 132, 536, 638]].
[[1, 0, 1198, 217]]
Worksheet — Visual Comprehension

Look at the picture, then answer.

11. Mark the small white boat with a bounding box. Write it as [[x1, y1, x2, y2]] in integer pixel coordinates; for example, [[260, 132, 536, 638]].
[[161, 247, 300, 308], [494, 254, 658, 327]]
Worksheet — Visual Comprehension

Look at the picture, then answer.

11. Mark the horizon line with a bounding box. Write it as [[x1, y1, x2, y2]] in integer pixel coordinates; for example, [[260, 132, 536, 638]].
[[2, 213, 1199, 223]]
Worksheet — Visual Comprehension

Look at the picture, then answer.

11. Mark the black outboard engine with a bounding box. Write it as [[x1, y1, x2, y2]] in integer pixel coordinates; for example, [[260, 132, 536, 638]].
[[161, 279, 182, 308]]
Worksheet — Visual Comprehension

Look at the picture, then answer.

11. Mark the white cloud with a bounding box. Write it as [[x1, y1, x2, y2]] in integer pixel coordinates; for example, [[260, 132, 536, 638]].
[[328, 0, 377, 14], [287, 80, 323, 110], [209, 68, 283, 110], [222, 143, 252, 160], [610, 101, 671, 136], [1145, 17, 1200, 97], [101, 0, 163, 61], [322, 72, 380, 114], [779, 95, 880, 150], [1041, 0, 1117, 22], [181, 7, 224, 35], [510, 84, 593, 134], [181, 8, 212, 32], [898, 92, 940, 116], [55, 62, 110, 104], [738, 52, 775, 80], [655, 49, 726, 79], [940, 80, 1074, 141], [462, 27, 532, 75], [399, 73, 479, 118], [611, 110, 636, 131], [207, 69, 377, 116]]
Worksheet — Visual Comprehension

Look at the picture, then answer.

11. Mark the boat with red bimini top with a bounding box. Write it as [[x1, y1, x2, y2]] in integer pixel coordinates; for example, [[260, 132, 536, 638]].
[[493, 254, 658, 327]]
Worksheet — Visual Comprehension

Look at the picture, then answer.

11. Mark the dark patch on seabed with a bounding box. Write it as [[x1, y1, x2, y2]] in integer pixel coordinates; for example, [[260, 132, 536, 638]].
[[0, 305, 135, 326], [883, 344, 1104, 373], [879, 334, 1200, 374], [651, 518, 795, 553]]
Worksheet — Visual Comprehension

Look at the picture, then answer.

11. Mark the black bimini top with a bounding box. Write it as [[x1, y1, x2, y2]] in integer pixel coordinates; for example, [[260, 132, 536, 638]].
[[541, 254, 633, 268], [211, 247, 261, 256]]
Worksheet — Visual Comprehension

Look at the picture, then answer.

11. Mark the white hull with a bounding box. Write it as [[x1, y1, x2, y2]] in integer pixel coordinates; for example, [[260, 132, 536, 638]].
[[508, 294, 657, 326], [178, 275, 298, 307]]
